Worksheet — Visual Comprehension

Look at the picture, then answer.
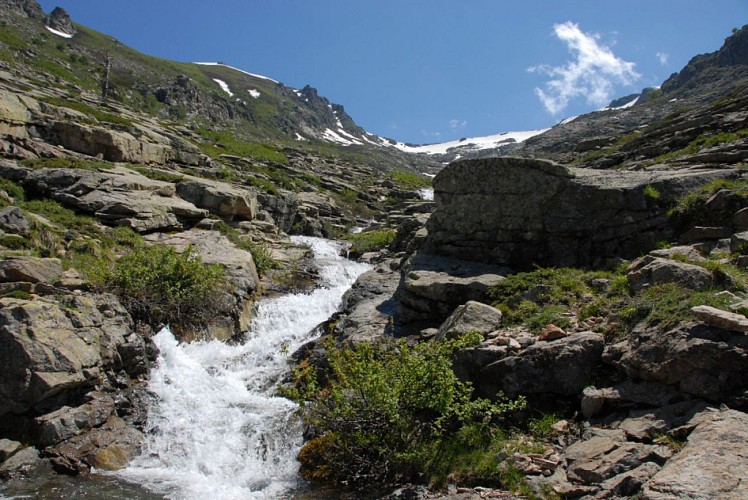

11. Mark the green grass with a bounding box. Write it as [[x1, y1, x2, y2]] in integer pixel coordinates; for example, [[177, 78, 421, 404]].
[[343, 228, 396, 253], [197, 128, 288, 163], [389, 171, 432, 190], [41, 97, 134, 127], [213, 221, 278, 275], [124, 164, 184, 183], [20, 157, 114, 171]]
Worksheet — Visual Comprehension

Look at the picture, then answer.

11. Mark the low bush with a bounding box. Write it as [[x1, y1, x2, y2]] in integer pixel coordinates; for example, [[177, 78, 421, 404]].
[[291, 334, 526, 487], [90, 244, 230, 333], [343, 228, 396, 253]]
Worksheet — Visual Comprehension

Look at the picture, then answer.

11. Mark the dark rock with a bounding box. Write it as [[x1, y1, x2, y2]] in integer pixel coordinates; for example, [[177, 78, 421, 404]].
[[45, 416, 143, 475], [47, 7, 76, 36], [32, 392, 115, 447], [0, 206, 31, 235], [475, 331, 604, 399], [396, 252, 508, 325], [609, 322, 748, 400], [423, 157, 731, 269], [0, 446, 48, 481]]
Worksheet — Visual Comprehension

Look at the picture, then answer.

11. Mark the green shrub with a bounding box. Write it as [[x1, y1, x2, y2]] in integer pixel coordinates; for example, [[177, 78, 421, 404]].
[[389, 171, 432, 190], [0, 179, 25, 204], [293, 334, 525, 486], [91, 244, 229, 333], [20, 157, 113, 171], [213, 221, 278, 275], [124, 164, 184, 183], [344, 228, 396, 253]]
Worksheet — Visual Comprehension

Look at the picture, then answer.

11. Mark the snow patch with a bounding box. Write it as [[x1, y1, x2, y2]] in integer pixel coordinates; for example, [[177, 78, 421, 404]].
[[559, 115, 579, 125], [390, 129, 549, 155], [45, 26, 74, 38], [323, 128, 363, 146], [248, 89, 261, 99], [194, 62, 278, 83], [294, 133, 307, 141], [212, 79, 233, 97]]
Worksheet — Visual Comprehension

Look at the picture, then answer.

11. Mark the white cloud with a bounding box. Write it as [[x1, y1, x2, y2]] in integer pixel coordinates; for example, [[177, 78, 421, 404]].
[[656, 51, 669, 65], [449, 119, 467, 130], [529, 22, 640, 115]]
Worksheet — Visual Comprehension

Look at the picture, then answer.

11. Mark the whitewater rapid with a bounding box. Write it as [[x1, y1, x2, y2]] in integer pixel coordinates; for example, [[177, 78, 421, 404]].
[[118, 237, 371, 499]]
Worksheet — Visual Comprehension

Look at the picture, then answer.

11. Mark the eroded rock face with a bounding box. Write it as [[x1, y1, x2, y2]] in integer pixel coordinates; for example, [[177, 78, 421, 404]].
[[424, 157, 732, 269], [0, 292, 141, 417]]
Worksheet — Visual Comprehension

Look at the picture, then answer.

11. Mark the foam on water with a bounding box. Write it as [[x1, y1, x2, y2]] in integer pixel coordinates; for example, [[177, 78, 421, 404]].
[[118, 237, 371, 499]]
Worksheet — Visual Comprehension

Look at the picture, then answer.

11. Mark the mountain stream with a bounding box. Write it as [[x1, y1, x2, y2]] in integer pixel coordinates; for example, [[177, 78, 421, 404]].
[[115, 236, 371, 498]]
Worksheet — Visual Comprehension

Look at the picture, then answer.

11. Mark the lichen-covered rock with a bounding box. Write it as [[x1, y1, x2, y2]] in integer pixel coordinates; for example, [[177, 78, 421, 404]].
[[607, 323, 748, 400], [424, 157, 731, 269], [642, 408, 748, 499], [176, 178, 257, 220], [435, 300, 502, 341], [0, 256, 62, 284], [627, 256, 714, 291], [0, 292, 139, 416]]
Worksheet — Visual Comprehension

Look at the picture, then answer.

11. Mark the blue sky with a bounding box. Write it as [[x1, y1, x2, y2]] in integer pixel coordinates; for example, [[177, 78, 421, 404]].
[[38, 0, 747, 145]]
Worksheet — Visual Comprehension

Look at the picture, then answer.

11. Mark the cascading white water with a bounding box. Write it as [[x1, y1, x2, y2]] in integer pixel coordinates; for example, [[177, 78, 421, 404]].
[[118, 237, 371, 499]]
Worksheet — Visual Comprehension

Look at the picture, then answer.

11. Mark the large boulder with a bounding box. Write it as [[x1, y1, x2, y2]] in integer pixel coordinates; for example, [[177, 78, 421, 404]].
[[0, 257, 62, 284], [0, 293, 140, 416], [0, 163, 208, 232], [332, 260, 399, 344], [642, 408, 748, 499], [606, 322, 748, 401], [424, 157, 732, 269], [396, 252, 508, 325], [435, 300, 503, 341], [176, 178, 258, 220], [467, 331, 605, 399], [626, 256, 715, 291]]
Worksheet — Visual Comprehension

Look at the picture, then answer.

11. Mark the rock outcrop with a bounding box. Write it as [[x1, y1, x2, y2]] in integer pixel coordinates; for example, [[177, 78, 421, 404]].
[[424, 157, 732, 269]]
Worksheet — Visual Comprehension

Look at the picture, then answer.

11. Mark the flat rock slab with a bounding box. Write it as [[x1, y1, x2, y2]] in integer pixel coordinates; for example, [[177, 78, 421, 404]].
[[396, 252, 508, 325], [643, 408, 748, 499]]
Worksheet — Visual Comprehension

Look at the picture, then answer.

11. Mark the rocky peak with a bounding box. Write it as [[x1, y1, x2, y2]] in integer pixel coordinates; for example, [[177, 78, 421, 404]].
[[47, 6, 76, 36], [662, 24, 748, 92], [0, 0, 45, 19]]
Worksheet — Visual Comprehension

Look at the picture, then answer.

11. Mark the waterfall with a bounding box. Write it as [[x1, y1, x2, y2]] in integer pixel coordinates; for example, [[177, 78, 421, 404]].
[[118, 237, 372, 499]]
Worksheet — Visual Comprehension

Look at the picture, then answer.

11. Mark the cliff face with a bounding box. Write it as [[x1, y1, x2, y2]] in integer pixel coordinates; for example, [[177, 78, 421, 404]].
[[423, 157, 732, 269]]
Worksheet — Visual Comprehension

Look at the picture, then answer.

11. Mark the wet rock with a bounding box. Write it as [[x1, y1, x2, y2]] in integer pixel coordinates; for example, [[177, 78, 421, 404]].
[[0, 446, 49, 481], [32, 392, 115, 447], [642, 408, 748, 499], [333, 260, 398, 344], [45, 416, 143, 475], [435, 300, 502, 341]]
